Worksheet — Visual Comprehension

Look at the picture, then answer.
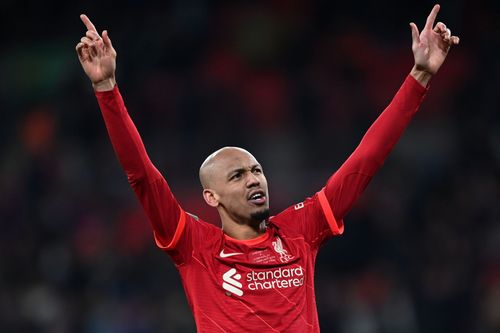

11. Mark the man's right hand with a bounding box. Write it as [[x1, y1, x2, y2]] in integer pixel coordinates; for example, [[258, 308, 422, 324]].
[[76, 14, 117, 91]]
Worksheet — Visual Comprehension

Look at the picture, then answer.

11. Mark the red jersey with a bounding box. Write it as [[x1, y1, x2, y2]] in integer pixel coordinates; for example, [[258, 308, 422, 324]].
[[95, 75, 427, 332]]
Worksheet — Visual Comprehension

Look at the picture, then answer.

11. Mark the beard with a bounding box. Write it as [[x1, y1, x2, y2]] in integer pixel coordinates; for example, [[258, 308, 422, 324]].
[[250, 208, 270, 222]]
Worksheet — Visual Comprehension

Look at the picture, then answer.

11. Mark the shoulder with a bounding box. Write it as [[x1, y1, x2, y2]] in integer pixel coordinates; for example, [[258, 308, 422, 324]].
[[269, 195, 318, 232], [272, 194, 319, 222], [185, 212, 221, 234], [166, 212, 223, 265]]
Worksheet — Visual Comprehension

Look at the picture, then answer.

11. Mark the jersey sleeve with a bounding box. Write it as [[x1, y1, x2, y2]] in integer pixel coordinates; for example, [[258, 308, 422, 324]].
[[323, 74, 427, 223], [95, 86, 184, 251], [271, 191, 343, 249], [273, 75, 427, 247]]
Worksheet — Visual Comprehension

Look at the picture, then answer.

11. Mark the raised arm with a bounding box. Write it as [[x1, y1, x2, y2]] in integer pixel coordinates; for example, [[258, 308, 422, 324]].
[[76, 15, 183, 249], [323, 5, 459, 222]]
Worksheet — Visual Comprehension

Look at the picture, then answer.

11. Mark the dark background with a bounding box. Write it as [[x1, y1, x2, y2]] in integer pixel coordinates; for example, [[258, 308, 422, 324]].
[[1, 0, 499, 332]]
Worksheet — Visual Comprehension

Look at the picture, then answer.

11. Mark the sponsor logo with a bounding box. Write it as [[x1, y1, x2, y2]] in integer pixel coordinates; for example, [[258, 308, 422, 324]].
[[222, 268, 243, 296], [222, 266, 305, 296], [247, 266, 304, 291], [220, 249, 244, 258], [272, 237, 294, 263]]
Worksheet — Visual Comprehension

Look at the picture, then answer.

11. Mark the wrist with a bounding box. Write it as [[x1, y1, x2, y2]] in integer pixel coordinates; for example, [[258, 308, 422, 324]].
[[92, 77, 116, 92], [410, 66, 433, 87]]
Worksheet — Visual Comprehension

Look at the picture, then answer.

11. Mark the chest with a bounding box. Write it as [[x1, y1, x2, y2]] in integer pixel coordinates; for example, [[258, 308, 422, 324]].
[[187, 234, 314, 299]]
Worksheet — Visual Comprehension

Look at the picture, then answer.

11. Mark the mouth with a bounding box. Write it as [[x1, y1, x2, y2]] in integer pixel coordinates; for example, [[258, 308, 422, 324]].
[[247, 190, 267, 206]]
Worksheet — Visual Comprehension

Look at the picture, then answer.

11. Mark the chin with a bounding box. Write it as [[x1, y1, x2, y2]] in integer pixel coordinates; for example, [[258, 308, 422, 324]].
[[250, 208, 270, 222]]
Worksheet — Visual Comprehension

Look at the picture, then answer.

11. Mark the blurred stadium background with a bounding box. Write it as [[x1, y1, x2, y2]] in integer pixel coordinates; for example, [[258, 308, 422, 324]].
[[1, 0, 499, 332]]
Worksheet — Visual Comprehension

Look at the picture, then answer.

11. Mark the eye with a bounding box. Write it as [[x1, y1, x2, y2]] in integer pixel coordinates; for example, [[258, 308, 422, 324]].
[[230, 173, 242, 181], [253, 167, 262, 174]]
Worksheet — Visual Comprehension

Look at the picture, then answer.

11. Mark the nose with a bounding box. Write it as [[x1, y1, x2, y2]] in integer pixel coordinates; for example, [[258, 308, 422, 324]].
[[246, 172, 260, 188]]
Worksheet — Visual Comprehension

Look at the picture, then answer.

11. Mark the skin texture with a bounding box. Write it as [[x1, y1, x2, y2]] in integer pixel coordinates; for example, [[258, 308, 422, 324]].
[[76, 5, 460, 239]]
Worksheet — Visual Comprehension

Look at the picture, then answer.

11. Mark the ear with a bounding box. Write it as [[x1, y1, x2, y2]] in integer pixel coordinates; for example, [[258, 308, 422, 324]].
[[203, 189, 219, 207]]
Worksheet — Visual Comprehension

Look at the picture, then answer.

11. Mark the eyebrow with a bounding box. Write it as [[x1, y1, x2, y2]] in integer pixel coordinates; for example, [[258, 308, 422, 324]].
[[227, 164, 261, 177]]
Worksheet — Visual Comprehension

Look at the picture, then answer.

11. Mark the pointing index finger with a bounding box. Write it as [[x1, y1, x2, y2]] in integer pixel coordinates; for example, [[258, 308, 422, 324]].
[[425, 4, 440, 30], [80, 14, 98, 32]]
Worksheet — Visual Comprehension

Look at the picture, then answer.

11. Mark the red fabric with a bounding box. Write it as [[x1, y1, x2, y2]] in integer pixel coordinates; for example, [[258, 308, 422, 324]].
[[323, 75, 427, 222], [95, 87, 182, 248], [94, 74, 427, 332]]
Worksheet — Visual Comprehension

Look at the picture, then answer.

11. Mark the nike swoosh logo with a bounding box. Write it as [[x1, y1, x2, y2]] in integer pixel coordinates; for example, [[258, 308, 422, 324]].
[[220, 249, 244, 258]]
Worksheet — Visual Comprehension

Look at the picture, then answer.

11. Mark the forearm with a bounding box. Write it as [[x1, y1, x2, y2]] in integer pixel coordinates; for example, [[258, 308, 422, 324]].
[[350, 74, 427, 171], [95, 86, 182, 243], [325, 73, 428, 220], [95, 85, 161, 184]]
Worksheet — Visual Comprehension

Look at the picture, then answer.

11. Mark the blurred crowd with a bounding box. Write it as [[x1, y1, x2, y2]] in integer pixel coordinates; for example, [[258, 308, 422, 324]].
[[1, 0, 499, 332]]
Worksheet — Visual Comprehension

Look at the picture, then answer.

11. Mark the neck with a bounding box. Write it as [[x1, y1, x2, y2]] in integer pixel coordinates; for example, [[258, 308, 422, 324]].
[[221, 219, 266, 240]]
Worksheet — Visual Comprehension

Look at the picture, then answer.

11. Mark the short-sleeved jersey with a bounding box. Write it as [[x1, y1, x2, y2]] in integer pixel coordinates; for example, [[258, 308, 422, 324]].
[[162, 189, 343, 332], [94, 74, 427, 332]]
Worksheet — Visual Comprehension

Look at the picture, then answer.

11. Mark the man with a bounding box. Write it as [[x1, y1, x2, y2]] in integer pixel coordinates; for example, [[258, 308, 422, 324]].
[[76, 5, 459, 332]]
